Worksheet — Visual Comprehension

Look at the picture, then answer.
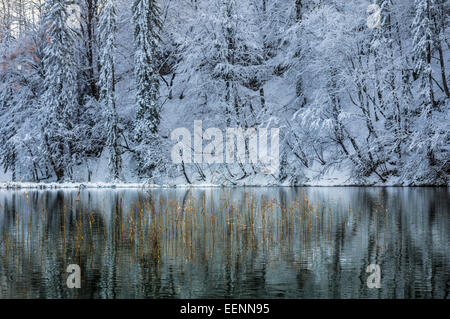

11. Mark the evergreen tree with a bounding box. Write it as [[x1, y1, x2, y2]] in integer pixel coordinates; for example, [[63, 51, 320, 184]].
[[410, 0, 447, 178], [41, 0, 78, 181], [412, 0, 436, 109], [132, 0, 162, 178], [98, 0, 122, 180], [0, 84, 16, 181]]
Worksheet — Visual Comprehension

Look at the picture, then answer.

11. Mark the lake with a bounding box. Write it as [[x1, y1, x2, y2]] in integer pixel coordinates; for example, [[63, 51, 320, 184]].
[[0, 187, 448, 299]]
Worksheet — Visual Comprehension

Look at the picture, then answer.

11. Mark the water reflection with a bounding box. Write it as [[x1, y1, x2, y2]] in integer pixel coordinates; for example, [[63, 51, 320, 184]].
[[0, 187, 448, 299]]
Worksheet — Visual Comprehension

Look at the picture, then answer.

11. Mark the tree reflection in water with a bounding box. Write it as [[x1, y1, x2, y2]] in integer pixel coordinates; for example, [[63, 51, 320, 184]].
[[0, 187, 448, 299]]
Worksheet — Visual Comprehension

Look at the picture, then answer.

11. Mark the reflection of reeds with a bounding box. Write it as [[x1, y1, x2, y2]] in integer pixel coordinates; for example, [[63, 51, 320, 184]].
[[0, 189, 344, 297]]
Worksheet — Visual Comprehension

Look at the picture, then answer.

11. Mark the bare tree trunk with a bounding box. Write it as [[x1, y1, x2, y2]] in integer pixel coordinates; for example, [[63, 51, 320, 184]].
[[437, 41, 449, 97], [295, 0, 302, 22]]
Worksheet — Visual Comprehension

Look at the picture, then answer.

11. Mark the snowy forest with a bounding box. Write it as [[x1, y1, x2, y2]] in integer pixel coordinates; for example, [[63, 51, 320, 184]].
[[0, 0, 448, 186]]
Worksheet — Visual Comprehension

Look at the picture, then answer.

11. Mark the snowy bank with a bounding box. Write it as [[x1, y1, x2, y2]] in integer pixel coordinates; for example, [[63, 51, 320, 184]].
[[1, 179, 445, 190], [0, 182, 224, 190]]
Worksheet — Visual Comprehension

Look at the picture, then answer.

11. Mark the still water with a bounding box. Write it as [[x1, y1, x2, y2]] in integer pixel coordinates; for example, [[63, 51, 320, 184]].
[[0, 187, 448, 299]]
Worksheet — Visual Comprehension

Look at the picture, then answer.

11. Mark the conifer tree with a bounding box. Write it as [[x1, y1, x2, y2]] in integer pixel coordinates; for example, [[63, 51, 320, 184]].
[[41, 0, 78, 181], [132, 0, 162, 178], [412, 0, 436, 109], [99, 0, 122, 180], [411, 0, 442, 171]]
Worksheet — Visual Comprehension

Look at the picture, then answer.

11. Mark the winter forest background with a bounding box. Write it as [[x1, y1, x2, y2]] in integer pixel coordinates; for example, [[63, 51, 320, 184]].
[[0, 0, 448, 186]]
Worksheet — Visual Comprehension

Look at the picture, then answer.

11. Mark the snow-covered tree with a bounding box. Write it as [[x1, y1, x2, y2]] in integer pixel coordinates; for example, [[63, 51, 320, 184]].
[[412, 0, 436, 109], [132, 0, 162, 178], [40, 0, 78, 181], [406, 0, 449, 183], [98, 0, 122, 180]]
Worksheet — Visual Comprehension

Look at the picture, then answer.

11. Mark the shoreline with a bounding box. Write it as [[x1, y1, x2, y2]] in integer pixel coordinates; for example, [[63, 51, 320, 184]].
[[0, 182, 447, 190]]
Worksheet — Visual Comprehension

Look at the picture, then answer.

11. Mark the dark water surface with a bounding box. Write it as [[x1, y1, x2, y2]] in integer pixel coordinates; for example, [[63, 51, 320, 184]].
[[0, 187, 448, 299]]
